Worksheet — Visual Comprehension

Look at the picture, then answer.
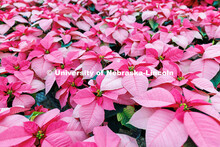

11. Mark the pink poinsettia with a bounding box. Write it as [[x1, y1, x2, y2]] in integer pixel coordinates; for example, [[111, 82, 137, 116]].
[[0, 107, 29, 120], [1, 55, 34, 84], [130, 87, 220, 147], [74, 126, 138, 147], [25, 105, 49, 115], [0, 0, 220, 146], [104, 58, 151, 96], [3, 24, 42, 52], [0, 113, 29, 135], [31, 10, 71, 32], [31, 57, 54, 80], [59, 109, 87, 143], [0, 12, 28, 35], [0, 77, 35, 108], [80, 46, 120, 79], [189, 58, 219, 80], [190, 78, 219, 94], [52, 51, 80, 86], [99, 18, 129, 44], [202, 10, 220, 39], [145, 40, 184, 67], [0, 109, 73, 147], [0, 40, 21, 52], [149, 61, 200, 87], [71, 75, 126, 133], [202, 44, 220, 63], [56, 76, 83, 108], [53, 28, 77, 44], [6, 25, 42, 40], [135, 32, 160, 53], [70, 39, 100, 56], [72, 75, 122, 110], [181, 44, 211, 60], [169, 88, 219, 121], [120, 23, 150, 57], [27, 34, 62, 62], [159, 25, 175, 43], [71, 6, 98, 31], [171, 19, 202, 48], [181, 44, 220, 80], [44, 50, 81, 94]]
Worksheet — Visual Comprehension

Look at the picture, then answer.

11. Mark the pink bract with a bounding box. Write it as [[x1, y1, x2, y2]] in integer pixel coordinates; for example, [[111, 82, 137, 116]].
[[0, 0, 219, 146]]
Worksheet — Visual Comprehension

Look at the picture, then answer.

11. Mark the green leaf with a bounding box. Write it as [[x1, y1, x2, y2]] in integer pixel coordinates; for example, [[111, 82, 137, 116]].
[[123, 106, 135, 118], [0, 74, 7, 77], [213, 1, 220, 8], [163, 20, 173, 26], [25, 115, 31, 119], [102, 16, 107, 19], [109, 43, 116, 48], [105, 103, 126, 118], [117, 112, 129, 126], [177, 16, 185, 23], [117, 113, 124, 122], [212, 39, 217, 45], [91, 70, 107, 80], [31, 93, 37, 99], [197, 26, 207, 38], [61, 41, 72, 48], [211, 71, 220, 88], [188, 45, 195, 48], [29, 111, 45, 121], [117, 106, 135, 129], [89, 4, 95, 12], [148, 19, 159, 31]]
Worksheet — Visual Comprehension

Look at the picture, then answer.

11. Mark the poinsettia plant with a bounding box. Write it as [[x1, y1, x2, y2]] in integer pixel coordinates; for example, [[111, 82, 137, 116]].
[[0, 0, 219, 146]]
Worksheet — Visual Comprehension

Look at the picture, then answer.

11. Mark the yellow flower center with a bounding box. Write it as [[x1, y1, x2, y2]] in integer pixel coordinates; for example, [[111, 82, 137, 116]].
[[128, 66, 135, 71], [7, 90, 13, 95], [36, 130, 44, 139], [159, 56, 164, 60], [99, 55, 104, 59], [179, 103, 189, 110], [45, 50, 50, 54], [177, 76, 185, 81], [96, 89, 103, 97], [60, 64, 65, 69], [14, 65, 20, 70], [71, 82, 75, 87]]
